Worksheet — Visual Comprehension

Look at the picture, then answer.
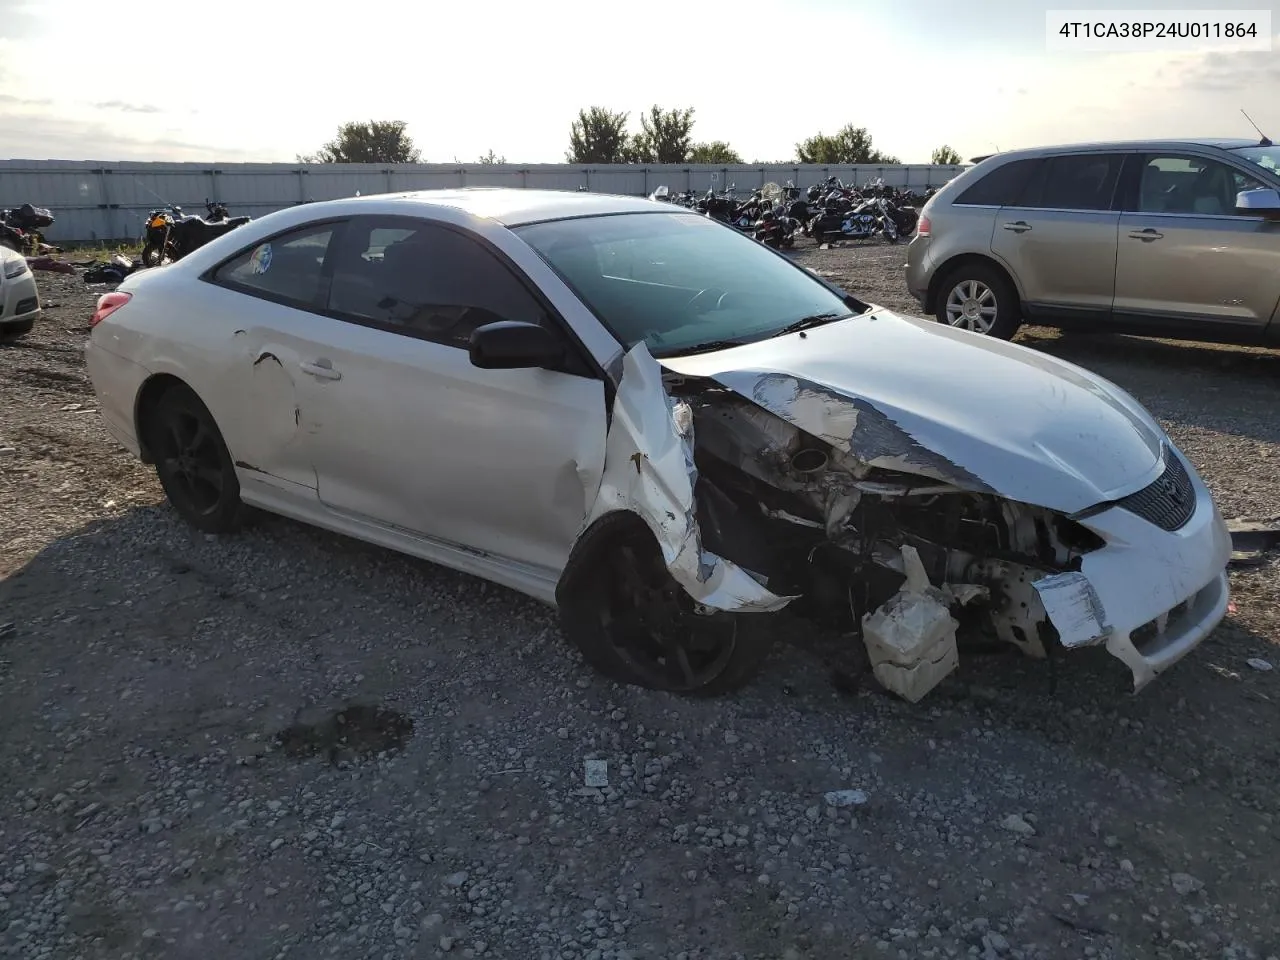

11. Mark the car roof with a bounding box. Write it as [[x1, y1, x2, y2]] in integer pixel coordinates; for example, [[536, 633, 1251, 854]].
[[971, 138, 1265, 163], [309, 187, 673, 227]]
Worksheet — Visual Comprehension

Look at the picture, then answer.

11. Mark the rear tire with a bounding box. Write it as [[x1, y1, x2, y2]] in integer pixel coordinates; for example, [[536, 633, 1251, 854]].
[[557, 514, 776, 697], [934, 262, 1021, 340], [142, 382, 245, 534]]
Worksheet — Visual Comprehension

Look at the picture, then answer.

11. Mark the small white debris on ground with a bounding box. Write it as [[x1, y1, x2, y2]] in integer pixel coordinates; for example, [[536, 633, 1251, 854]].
[[584, 759, 608, 787], [823, 789, 869, 807]]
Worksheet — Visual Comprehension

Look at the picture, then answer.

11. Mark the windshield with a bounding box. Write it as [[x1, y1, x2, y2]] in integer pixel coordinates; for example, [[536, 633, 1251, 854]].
[[514, 212, 863, 356], [1229, 145, 1280, 178]]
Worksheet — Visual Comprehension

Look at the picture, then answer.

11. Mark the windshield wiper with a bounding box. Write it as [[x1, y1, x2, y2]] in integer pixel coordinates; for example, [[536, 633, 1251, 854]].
[[773, 312, 853, 337], [659, 337, 756, 357]]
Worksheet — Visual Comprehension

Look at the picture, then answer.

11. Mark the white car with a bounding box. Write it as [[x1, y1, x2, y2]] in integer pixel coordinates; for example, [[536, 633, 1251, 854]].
[[84, 188, 1232, 700], [0, 245, 40, 343]]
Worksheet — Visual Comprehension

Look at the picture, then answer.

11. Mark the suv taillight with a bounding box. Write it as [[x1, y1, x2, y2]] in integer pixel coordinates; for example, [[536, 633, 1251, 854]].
[[916, 215, 931, 237], [90, 291, 132, 327]]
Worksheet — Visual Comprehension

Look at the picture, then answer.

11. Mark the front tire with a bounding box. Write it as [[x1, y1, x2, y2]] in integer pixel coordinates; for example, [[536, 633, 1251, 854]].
[[557, 514, 776, 697], [141, 243, 165, 267], [142, 382, 245, 534], [934, 262, 1021, 340]]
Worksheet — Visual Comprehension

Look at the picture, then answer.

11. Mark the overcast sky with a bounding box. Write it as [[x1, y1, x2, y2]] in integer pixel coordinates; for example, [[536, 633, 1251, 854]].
[[1, 0, 1277, 164]]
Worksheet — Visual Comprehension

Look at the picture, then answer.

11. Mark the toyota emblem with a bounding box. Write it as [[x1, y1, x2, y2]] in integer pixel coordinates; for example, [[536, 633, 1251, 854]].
[[1156, 475, 1183, 504]]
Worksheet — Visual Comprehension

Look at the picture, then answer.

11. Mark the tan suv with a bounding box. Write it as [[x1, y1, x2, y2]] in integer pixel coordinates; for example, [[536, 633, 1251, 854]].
[[904, 138, 1280, 342]]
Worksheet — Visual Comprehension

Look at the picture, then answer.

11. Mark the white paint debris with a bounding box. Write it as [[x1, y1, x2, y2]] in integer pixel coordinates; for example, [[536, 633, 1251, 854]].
[[581, 343, 794, 613], [823, 789, 869, 807], [584, 759, 608, 787], [861, 545, 964, 702], [1032, 571, 1111, 649], [1000, 813, 1036, 836], [1170, 872, 1204, 896], [1246, 658, 1273, 672]]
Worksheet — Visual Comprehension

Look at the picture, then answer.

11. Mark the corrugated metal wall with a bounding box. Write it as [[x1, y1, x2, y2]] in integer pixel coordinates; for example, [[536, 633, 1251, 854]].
[[0, 160, 967, 243]]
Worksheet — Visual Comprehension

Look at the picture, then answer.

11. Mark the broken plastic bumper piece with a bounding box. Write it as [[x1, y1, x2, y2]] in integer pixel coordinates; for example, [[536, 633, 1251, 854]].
[[1031, 453, 1232, 691]]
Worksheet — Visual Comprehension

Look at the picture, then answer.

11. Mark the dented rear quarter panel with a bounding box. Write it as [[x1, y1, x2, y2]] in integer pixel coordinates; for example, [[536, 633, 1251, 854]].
[[94, 266, 269, 474]]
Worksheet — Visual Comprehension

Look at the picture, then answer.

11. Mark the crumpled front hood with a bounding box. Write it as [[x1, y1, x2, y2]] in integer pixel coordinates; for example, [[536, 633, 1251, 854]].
[[659, 309, 1166, 514]]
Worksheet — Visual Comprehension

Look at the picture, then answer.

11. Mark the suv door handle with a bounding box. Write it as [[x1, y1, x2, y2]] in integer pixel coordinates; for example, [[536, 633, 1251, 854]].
[[299, 359, 342, 381], [1128, 228, 1163, 241], [1002, 221, 1031, 233]]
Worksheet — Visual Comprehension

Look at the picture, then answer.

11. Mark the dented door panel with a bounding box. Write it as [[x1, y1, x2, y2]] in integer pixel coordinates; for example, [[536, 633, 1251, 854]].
[[220, 310, 333, 492], [293, 319, 608, 576]]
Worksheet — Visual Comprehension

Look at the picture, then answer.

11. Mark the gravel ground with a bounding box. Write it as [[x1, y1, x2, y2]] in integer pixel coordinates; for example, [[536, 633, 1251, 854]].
[[1, 242, 1279, 960]]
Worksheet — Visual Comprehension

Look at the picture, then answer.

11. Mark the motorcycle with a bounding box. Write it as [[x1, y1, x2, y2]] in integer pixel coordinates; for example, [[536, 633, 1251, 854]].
[[809, 199, 881, 244], [880, 197, 919, 240], [696, 184, 741, 223], [204, 199, 232, 222], [728, 189, 768, 230], [142, 199, 251, 267], [1, 203, 57, 254], [142, 206, 178, 266], [753, 210, 798, 249]]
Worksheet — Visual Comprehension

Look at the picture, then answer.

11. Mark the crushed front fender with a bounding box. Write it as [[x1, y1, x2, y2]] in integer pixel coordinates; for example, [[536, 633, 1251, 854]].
[[574, 342, 794, 613]]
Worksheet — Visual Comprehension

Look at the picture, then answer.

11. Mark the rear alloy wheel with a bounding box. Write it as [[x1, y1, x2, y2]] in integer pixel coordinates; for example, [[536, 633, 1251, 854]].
[[558, 519, 775, 696], [145, 383, 245, 534], [935, 263, 1020, 339]]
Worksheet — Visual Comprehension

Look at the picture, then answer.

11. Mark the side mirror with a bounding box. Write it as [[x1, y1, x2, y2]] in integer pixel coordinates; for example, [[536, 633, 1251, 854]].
[[1236, 188, 1280, 219], [469, 320, 565, 370]]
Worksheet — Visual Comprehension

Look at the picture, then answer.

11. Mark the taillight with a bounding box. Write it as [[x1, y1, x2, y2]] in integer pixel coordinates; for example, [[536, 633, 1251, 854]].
[[90, 291, 132, 327], [916, 215, 931, 237]]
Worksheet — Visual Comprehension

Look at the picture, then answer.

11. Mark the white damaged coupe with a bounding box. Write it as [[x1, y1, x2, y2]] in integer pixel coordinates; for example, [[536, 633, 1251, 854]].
[[85, 189, 1232, 700]]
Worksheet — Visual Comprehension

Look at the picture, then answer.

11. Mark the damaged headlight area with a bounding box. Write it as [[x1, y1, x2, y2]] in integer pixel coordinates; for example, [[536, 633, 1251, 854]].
[[667, 377, 1110, 700], [559, 344, 1226, 703]]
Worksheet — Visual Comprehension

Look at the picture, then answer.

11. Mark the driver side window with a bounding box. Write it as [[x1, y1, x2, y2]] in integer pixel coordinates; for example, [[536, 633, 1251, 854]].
[[326, 217, 550, 349], [1137, 155, 1265, 216]]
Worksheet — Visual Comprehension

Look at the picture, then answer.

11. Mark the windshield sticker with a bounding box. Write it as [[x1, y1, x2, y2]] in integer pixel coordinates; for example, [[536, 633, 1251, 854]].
[[249, 243, 273, 274]]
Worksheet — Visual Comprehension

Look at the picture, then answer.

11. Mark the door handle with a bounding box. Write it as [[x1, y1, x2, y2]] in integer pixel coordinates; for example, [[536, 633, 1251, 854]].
[[299, 359, 342, 381], [1002, 221, 1031, 233], [1128, 228, 1163, 241]]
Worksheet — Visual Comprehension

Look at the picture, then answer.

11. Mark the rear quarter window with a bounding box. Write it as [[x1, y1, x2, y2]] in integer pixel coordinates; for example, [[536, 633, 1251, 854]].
[[953, 159, 1042, 206]]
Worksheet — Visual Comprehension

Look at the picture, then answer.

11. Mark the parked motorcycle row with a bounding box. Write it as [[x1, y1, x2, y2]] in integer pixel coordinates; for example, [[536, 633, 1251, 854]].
[[648, 177, 937, 248], [141, 199, 252, 266]]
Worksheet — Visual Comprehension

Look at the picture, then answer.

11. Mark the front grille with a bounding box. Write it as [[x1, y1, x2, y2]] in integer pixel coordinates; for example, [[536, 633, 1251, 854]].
[[14, 296, 37, 315], [1117, 448, 1195, 531]]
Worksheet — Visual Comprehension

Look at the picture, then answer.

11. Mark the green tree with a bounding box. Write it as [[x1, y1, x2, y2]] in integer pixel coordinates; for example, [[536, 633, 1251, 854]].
[[298, 120, 422, 164], [689, 141, 743, 164], [477, 149, 506, 164], [623, 132, 653, 164], [638, 105, 695, 163], [795, 124, 898, 164], [566, 107, 631, 163], [931, 145, 962, 165]]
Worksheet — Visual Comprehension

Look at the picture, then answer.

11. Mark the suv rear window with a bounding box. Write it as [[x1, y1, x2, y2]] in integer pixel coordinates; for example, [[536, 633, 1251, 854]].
[[953, 158, 1042, 206], [1017, 154, 1124, 211]]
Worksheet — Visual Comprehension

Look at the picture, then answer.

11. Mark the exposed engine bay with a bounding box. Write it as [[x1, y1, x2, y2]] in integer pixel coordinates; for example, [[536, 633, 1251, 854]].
[[664, 373, 1107, 699]]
